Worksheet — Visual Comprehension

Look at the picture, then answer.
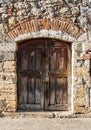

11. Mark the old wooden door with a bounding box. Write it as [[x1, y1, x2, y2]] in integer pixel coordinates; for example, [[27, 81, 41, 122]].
[[17, 39, 71, 111]]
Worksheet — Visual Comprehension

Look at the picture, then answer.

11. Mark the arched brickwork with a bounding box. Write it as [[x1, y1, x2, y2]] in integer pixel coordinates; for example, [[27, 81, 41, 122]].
[[8, 18, 85, 41]]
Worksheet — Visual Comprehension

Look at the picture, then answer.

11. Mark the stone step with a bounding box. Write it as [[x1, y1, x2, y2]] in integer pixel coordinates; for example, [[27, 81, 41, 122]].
[[3, 111, 75, 118]]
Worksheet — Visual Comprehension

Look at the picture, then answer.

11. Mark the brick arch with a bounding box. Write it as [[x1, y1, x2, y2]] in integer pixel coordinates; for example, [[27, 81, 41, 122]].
[[8, 18, 85, 42]]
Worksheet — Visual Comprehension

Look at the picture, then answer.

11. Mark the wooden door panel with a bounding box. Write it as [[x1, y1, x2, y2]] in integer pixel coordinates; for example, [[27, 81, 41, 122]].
[[18, 76, 27, 104], [17, 39, 70, 111], [27, 78, 35, 104], [27, 49, 36, 71], [36, 49, 42, 71], [49, 78, 55, 105], [56, 78, 67, 104], [18, 41, 45, 111], [49, 78, 67, 105], [35, 78, 41, 104], [49, 47, 67, 71], [20, 50, 27, 70], [55, 78, 63, 104], [47, 40, 69, 111]]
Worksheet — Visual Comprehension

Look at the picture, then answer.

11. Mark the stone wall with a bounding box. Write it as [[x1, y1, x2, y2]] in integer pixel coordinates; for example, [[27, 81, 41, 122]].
[[0, 43, 17, 112], [0, 0, 91, 42], [0, 0, 91, 114], [73, 42, 91, 113]]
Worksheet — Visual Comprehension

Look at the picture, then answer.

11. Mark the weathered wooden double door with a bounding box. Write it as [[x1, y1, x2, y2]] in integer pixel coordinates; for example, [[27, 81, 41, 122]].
[[17, 39, 71, 111]]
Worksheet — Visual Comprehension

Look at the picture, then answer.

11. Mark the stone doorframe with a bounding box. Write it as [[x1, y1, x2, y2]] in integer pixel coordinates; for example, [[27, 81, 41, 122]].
[[15, 33, 74, 113], [16, 37, 73, 113]]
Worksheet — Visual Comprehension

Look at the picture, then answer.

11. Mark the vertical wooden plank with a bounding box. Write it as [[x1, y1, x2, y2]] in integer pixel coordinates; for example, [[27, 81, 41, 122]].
[[62, 78, 68, 104], [64, 48, 67, 70], [41, 79, 44, 109], [27, 78, 35, 104], [55, 78, 63, 104], [35, 78, 41, 104], [36, 49, 41, 71], [61, 48, 65, 70], [28, 48, 36, 70], [44, 40, 50, 110], [49, 78, 56, 105], [50, 47, 57, 70], [21, 50, 27, 70], [44, 81, 49, 110], [19, 76, 27, 104], [67, 44, 71, 110], [56, 48, 61, 70], [88, 88, 91, 107], [56, 47, 66, 70]]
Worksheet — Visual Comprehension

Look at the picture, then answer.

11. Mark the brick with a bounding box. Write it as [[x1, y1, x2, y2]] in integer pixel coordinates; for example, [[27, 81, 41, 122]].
[[8, 18, 85, 39]]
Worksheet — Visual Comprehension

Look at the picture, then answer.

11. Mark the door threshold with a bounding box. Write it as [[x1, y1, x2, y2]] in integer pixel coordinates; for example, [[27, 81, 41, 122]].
[[4, 111, 73, 118]]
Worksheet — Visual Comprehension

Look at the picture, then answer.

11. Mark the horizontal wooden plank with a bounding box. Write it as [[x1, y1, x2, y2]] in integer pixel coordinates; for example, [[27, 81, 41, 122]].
[[19, 70, 41, 77], [49, 72, 67, 77], [48, 104, 68, 111], [18, 104, 41, 111]]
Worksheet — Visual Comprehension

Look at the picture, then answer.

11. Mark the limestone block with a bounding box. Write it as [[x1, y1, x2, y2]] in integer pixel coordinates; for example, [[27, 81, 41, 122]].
[[0, 52, 3, 62], [77, 33, 88, 42], [74, 68, 89, 77], [0, 99, 7, 112], [76, 87, 86, 98], [0, 24, 3, 33], [0, 84, 17, 93], [0, 72, 17, 84], [74, 107, 87, 114], [88, 31, 91, 41], [17, 9, 26, 16], [60, 7, 68, 13], [7, 101, 17, 112], [8, 17, 16, 27], [0, 62, 3, 71], [0, 7, 5, 14], [74, 98, 86, 107], [4, 52, 15, 61], [0, 43, 17, 52], [3, 61, 16, 72], [1, 13, 8, 20]]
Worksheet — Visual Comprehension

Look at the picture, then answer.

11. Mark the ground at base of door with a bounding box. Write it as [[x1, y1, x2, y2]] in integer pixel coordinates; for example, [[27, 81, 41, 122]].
[[0, 117, 91, 130]]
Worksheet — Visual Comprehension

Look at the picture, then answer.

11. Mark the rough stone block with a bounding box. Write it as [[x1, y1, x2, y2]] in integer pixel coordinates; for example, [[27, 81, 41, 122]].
[[74, 107, 87, 114], [0, 51, 3, 61], [0, 84, 17, 93], [0, 72, 17, 84], [3, 61, 16, 72], [76, 87, 86, 98], [0, 62, 3, 71], [74, 98, 86, 107], [88, 31, 91, 41], [77, 33, 88, 42], [7, 101, 17, 112], [4, 52, 15, 61], [0, 43, 16, 52], [74, 68, 89, 77]]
